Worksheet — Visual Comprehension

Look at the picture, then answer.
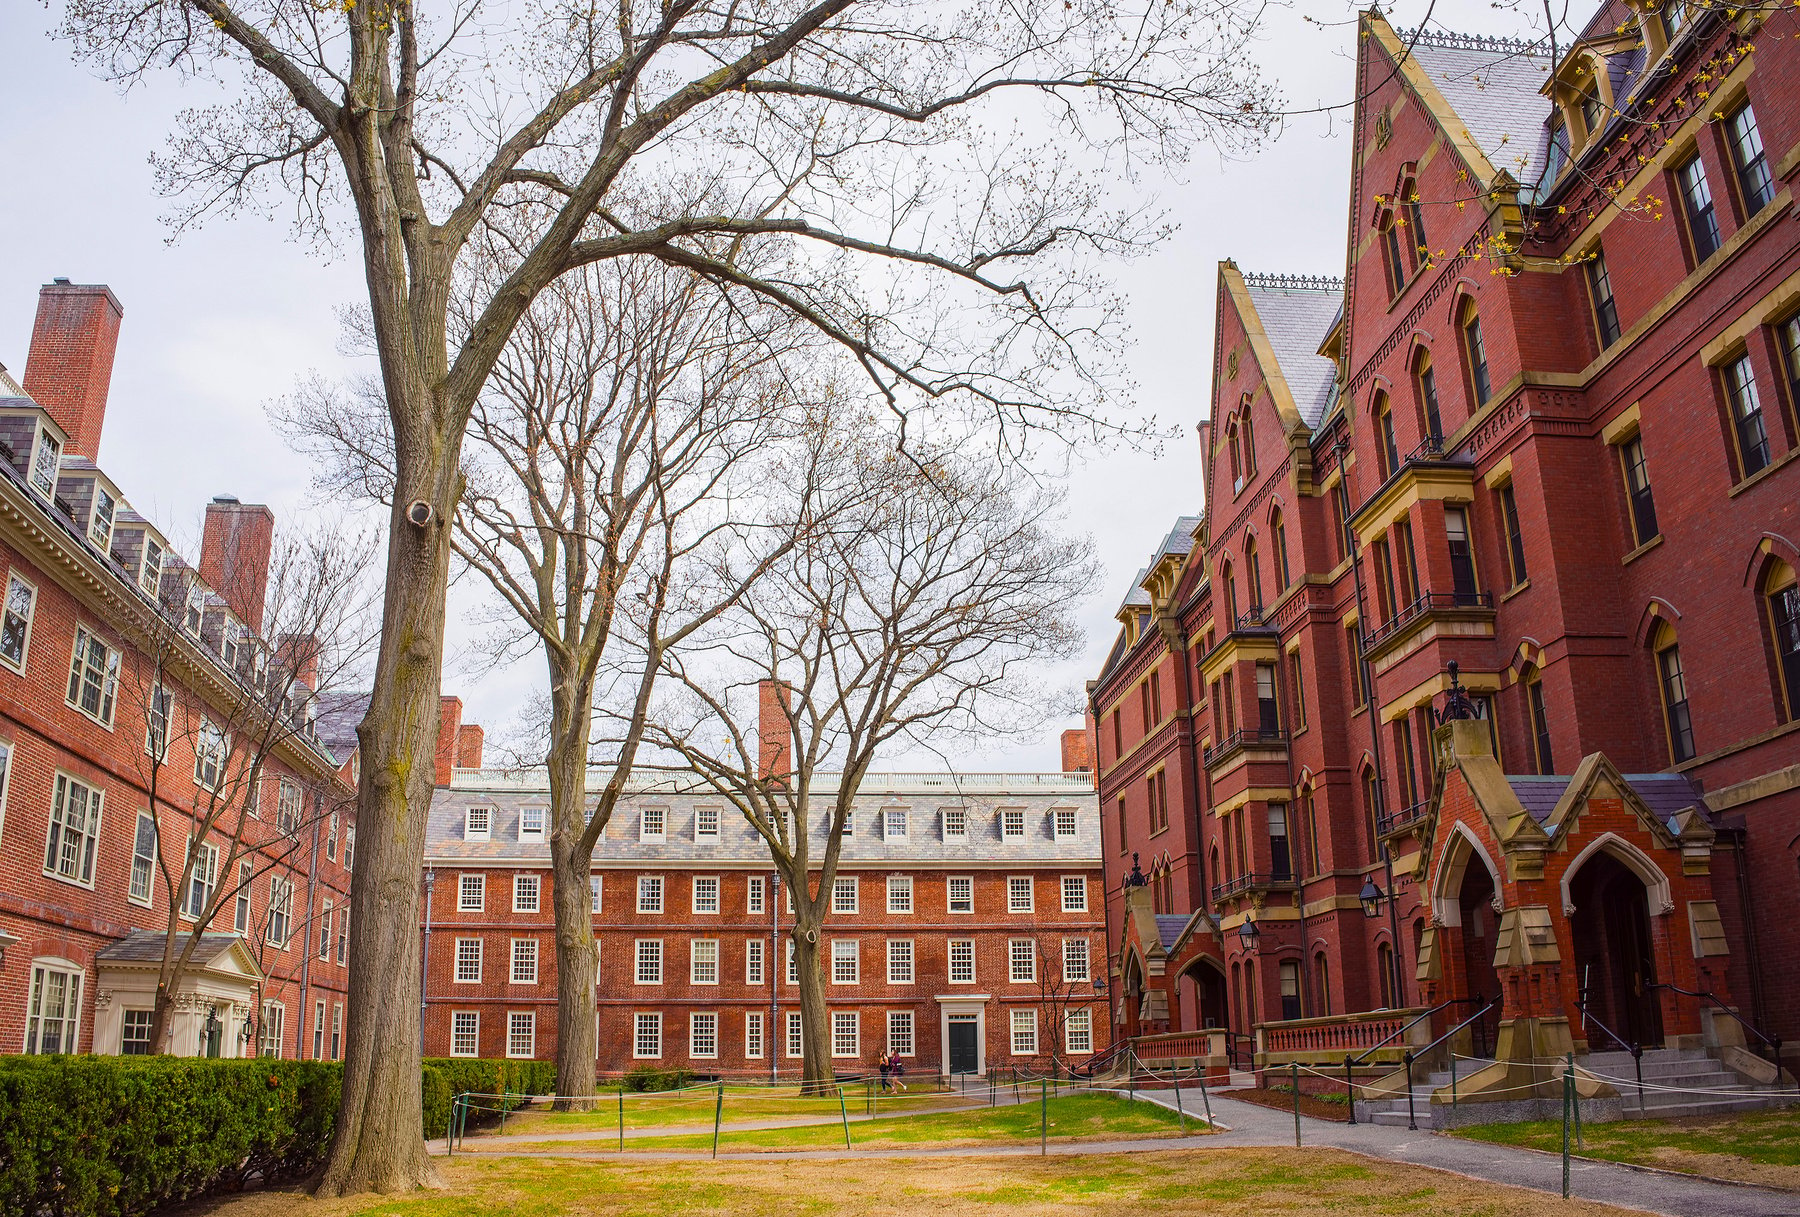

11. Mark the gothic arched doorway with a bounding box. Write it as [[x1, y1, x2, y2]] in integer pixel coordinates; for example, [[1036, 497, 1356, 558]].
[[1457, 854, 1502, 1010], [1175, 959, 1228, 1031], [1569, 850, 1664, 1049]]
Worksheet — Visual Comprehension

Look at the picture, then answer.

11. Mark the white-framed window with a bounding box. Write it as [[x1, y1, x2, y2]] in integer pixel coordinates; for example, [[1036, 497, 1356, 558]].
[[1053, 808, 1078, 839], [319, 898, 334, 959], [513, 873, 540, 913], [691, 939, 719, 985], [747, 876, 766, 914], [140, 536, 164, 597], [831, 938, 860, 984], [23, 959, 82, 1054], [785, 1012, 803, 1058], [458, 873, 485, 912], [942, 807, 967, 839], [694, 806, 720, 838], [145, 683, 171, 761], [277, 779, 302, 835], [1061, 875, 1088, 913], [29, 426, 60, 498], [518, 806, 546, 842], [312, 1000, 327, 1060], [66, 625, 119, 727], [0, 738, 10, 846], [1065, 1008, 1094, 1054], [1007, 876, 1034, 914], [635, 938, 663, 984], [784, 878, 794, 914], [122, 1008, 154, 1056], [464, 806, 492, 840], [637, 875, 664, 914], [234, 860, 252, 933], [507, 1011, 536, 1058], [450, 1011, 480, 1057], [947, 875, 974, 914], [746, 938, 765, 984], [511, 938, 539, 984], [330, 1003, 343, 1059], [689, 1012, 718, 1059], [1001, 808, 1025, 838], [1009, 938, 1036, 984], [831, 1011, 860, 1058], [267, 876, 294, 945], [640, 805, 666, 842], [590, 874, 602, 913], [840, 809, 855, 837], [88, 483, 116, 550], [258, 1001, 286, 1058], [1010, 1009, 1038, 1056], [128, 809, 157, 905], [183, 839, 218, 919], [335, 908, 347, 964], [832, 876, 858, 914], [949, 938, 975, 984], [886, 875, 913, 914], [692, 876, 720, 914], [1063, 938, 1091, 983], [0, 572, 36, 672], [786, 938, 797, 985], [183, 583, 205, 636], [454, 938, 482, 983], [884, 808, 907, 838], [886, 938, 914, 984], [634, 1012, 662, 1058], [44, 772, 102, 887], [887, 1010, 914, 1057], [344, 826, 354, 870], [193, 717, 227, 790], [745, 1011, 765, 1059]]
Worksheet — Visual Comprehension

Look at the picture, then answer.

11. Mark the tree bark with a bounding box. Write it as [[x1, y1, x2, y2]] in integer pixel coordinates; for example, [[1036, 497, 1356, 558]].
[[791, 915, 833, 1095], [546, 705, 599, 1110]]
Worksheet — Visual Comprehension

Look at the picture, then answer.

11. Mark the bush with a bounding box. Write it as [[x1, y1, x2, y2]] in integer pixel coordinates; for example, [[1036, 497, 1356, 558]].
[[422, 1057, 556, 1137], [0, 1055, 340, 1217], [621, 1065, 696, 1093]]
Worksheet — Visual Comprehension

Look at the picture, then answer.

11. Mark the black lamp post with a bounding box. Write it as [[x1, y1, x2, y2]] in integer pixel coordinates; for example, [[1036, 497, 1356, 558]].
[[1359, 878, 1387, 919], [1238, 914, 1261, 950]]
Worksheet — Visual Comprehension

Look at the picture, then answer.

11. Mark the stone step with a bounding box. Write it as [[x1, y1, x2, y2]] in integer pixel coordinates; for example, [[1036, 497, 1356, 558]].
[[1368, 1109, 1433, 1127]]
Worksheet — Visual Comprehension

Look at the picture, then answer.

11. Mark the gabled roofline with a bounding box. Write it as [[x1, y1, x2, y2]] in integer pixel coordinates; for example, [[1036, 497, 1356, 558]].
[[1219, 262, 1308, 435], [1364, 14, 1506, 191]]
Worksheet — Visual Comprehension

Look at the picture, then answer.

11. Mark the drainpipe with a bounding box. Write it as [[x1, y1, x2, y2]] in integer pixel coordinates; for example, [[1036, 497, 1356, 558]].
[[1275, 639, 1310, 1016], [420, 865, 436, 1054], [1724, 825, 1767, 1034], [296, 790, 324, 1059]]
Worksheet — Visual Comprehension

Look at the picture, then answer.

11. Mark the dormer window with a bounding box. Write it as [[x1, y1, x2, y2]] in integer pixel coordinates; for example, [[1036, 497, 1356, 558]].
[[465, 806, 492, 840], [184, 585, 205, 636], [30, 429, 59, 498], [219, 622, 241, 669], [1578, 81, 1604, 142], [140, 538, 164, 598], [1544, 115, 1569, 184], [519, 806, 546, 842], [88, 486, 116, 551], [640, 806, 666, 842]]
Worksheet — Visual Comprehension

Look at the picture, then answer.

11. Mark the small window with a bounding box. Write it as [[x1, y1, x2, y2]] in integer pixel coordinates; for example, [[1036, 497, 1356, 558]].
[[590, 874, 602, 913], [886, 874, 913, 914], [888, 1009, 915, 1057], [1007, 876, 1034, 913], [45, 773, 103, 887], [947, 876, 974, 914], [745, 1011, 765, 1059], [458, 873, 485, 912], [637, 875, 664, 914], [140, 537, 164, 597], [1009, 938, 1037, 983], [184, 585, 205, 636], [1445, 506, 1478, 599], [518, 807, 546, 841], [635, 939, 664, 984], [86, 484, 117, 551], [234, 860, 252, 933], [29, 428, 60, 498], [1065, 1008, 1093, 1055], [0, 572, 36, 672], [948, 938, 975, 983], [883, 807, 907, 838], [691, 939, 719, 985], [746, 937, 765, 985], [640, 806, 666, 841], [67, 626, 120, 727], [1578, 80, 1605, 140], [1726, 103, 1775, 216], [121, 1008, 154, 1055], [840, 809, 854, 837], [694, 806, 720, 838], [692, 875, 720, 914], [832, 876, 859, 914], [1618, 434, 1659, 546], [1587, 250, 1620, 348], [831, 938, 860, 984], [319, 899, 334, 959], [887, 938, 914, 984], [1010, 1008, 1038, 1055], [450, 1011, 479, 1057], [942, 807, 967, 839], [455, 939, 482, 984], [785, 1011, 803, 1058], [746, 875, 766, 914], [689, 1011, 718, 1059], [129, 810, 157, 905], [1061, 875, 1088, 913], [464, 807, 491, 840], [831, 1011, 860, 1058], [1498, 484, 1528, 587], [1723, 354, 1772, 479], [634, 1012, 662, 1058], [1053, 808, 1078, 839], [511, 938, 539, 984], [1063, 938, 1091, 983], [512, 873, 540, 913], [1677, 155, 1721, 261], [1001, 808, 1025, 838]]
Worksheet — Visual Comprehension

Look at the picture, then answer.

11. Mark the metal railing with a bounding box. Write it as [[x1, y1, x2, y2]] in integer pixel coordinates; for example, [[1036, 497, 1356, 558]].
[[1361, 589, 1494, 655], [1376, 799, 1432, 837], [1209, 871, 1297, 903], [1233, 607, 1277, 632], [1339, 997, 1481, 1126], [1650, 982, 1788, 1084], [1387, 994, 1501, 1130], [1202, 727, 1289, 766]]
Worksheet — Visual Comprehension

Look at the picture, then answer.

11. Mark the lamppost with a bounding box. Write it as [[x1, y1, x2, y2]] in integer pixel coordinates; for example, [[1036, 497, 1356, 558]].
[[420, 866, 436, 1052]]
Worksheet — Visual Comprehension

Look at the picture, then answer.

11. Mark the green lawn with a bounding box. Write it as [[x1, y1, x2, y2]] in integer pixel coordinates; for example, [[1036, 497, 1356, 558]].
[[1455, 1107, 1800, 1189], [494, 1092, 1197, 1152]]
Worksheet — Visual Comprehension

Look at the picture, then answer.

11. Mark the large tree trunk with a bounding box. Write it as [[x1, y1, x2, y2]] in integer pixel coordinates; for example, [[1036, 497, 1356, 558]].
[[792, 920, 834, 1095], [547, 712, 599, 1110], [316, 447, 454, 1195]]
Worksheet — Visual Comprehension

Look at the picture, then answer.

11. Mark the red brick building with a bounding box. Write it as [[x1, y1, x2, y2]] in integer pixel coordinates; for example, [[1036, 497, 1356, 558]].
[[1095, 2, 1800, 1086], [0, 281, 356, 1061], [422, 700, 1107, 1077]]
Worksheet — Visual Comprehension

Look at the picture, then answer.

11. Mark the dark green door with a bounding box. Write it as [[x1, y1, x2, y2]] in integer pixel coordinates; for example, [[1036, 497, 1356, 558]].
[[948, 1019, 978, 1074]]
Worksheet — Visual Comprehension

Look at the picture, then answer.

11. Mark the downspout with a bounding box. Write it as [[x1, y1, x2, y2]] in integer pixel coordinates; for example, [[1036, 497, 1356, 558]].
[[1088, 681, 1119, 1040], [1275, 632, 1310, 1016], [296, 790, 323, 1059], [1726, 824, 1767, 1034]]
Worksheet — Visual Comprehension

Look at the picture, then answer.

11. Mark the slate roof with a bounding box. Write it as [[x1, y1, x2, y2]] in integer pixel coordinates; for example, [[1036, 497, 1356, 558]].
[[1242, 277, 1343, 427], [1403, 32, 1557, 193], [428, 771, 1100, 869], [1118, 568, 1152, 613], [96, 930, 244, 965], [1157, 517, 1203, 562], [1504, 772, 1709, 827], [1154, 914, 1191, 950], [314, 690, 369, 766]]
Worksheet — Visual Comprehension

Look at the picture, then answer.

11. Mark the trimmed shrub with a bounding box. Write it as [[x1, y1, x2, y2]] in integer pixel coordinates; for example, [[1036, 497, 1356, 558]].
[[621, 1064, 696, 1093], [422, 1058, 556, 1137]]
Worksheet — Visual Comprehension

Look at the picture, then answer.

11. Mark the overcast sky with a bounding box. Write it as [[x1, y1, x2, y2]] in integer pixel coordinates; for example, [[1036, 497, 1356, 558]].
[[0, 0, 1539, 772]]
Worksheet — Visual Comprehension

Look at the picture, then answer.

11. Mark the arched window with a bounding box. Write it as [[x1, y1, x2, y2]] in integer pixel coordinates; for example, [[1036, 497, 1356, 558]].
[[1460, 299, 1491, 406], [1523, 664, 1554, 775], [1210, 844, 1223, 894], [1362, 767, 1381, 856], [1244, 536, 1262, 613], [1403, 181, 1428, 262], [1381, 213, 1406, 296], [1222, 561, 1238, 625], [1653, 622, 1696, 763], [1414, 349, 1443, 442], [1300, 785, 1321, 874], [1227, 422, 1243, 490], [1377, 942, 1398, 1009], [1374, 391, 1399, 479], [1242, 408, 1257, 479], [1764, 561, 1800, 722], [1314, 952, 1332, 1016], [1271, 509, 1290, 592]]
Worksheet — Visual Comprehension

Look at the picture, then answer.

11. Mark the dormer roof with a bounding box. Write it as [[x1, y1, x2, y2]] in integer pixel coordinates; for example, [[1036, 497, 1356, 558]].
[[1232, 271, 1343, 429]]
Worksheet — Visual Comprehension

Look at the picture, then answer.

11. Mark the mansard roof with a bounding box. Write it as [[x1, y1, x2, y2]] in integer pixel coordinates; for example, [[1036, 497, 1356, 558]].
[[1238, 273, 1343, 429], [1398, 29, 1558, 191]]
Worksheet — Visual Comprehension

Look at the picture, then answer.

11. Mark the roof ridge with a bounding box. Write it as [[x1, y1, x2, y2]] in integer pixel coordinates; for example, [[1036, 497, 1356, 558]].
[[1241, 272, 1343, 291], [1395, 27, 1548, 56]]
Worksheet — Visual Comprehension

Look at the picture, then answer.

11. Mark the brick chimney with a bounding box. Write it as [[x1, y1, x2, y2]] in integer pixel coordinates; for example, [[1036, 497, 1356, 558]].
[[22, 280, 124, 460], [277, 632, 321, 691], [456, 723, 485, 770], [1060, 723, 1094, 774], [199, 496, 275, 634], [435, 696, 463, 786], [758, 680, 792, 780]]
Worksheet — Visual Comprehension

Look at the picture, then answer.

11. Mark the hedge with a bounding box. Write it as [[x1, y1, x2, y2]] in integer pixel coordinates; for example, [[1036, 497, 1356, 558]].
[[0, 1055, 556, 1217]]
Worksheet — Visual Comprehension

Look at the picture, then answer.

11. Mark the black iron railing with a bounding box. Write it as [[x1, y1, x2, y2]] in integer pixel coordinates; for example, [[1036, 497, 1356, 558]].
[[1208, 871, 1297, 903], [1361, 589, 1494, 655], [1649, 982, 1789, 1084], [1376, 799, 1432, 837], [1202, 727, 1289, 767]]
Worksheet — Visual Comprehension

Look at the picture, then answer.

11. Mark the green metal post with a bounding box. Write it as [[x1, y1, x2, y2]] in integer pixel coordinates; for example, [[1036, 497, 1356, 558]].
[[1561, 1069, 1572, 1200], [618, 1088, 625, 1153], [446, 1095, 457, 1157], [500, 1091, 509, 1134], [1172, 1071, 1186, 1133], [1198, 1070, 1213, 1125], [838, 1085, 852, 1149], [1040, 1078, 1048, 1156], [1450, 1055, 1458, 1114], [1292, 1062, 1302, 1148], [1568, 1050, 1584, 1149]]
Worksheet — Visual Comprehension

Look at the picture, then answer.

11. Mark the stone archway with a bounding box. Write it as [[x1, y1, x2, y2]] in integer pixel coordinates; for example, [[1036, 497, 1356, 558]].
[[1172, 958, 1228, 1032], [1567, 849, 1665, 1050]]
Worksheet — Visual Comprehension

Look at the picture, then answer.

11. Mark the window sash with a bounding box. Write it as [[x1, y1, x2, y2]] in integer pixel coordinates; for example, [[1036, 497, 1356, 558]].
[[451, 1012, 480, 1057], [634, 1013, 662, 1058], [690, 1012, 718, 1058], [1728, 105, 1775, 214], [1, 573, 35, 669], [511, 938, 539, 984], [1725, 356, 1772, 477], [948, 876, 973, 914], [887, 938, 914, 984], [692, 876, 720, 914], [691, 939, 719, 985], [949, 939, 975, 983], [129, 811, 157, 903], [1007, 877, 1033, 913], [1066, 1009, 1093, 1054], [1010, 1010, 1038, 1056], [1061, 876, 1087, 912], [1588, 254, 1621, 347], [831, 1011, 859, 1058], [455, 938, 483, 983], [887, 1010, 915, 1057], [831, 939, 860, 984], [512, 874, 540, 913], [459, 874, 485, 911], [1678, 157, 1721, 259], [635, 939, 663, 984], [637, 876, 664, 914], [67, 628, 119, 725], [26, 964, 82, 1054], [1009, 938, 1037, 984], [886, 875, 913, 913], [1063, 938, 1091, 982], [46, 774, 101, 885], [832, 877, 858, 914]]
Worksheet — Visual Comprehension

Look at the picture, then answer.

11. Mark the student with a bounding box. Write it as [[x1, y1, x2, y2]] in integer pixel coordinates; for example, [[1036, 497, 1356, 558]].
[[889, 1050, 907, 1093], [878, 1050, 894, 1093]]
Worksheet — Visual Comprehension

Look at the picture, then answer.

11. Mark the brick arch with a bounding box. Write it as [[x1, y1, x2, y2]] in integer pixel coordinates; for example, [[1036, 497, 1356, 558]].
[[1740, 533, 1800, 588], [1559, 832, 1673, 918], [1445, 280, 1481, 326], [1632, 598, 1684, 648], [1505, 637, 1549, 682], [1431, 821, 1503, 928], [1406, 332, 1437, 367]]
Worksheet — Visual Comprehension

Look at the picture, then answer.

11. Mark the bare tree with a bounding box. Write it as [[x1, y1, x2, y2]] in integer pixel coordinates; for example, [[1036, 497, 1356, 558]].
[[284, 257, 862, 1106], [1024, 936, 1100, 1075], [55, 0, 1270, 1185], [643, 454, 1093, 1091], [116, 525, 376, 1055]]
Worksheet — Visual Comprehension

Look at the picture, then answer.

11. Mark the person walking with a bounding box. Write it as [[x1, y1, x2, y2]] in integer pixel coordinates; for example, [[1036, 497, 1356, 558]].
[[890, 1050, 907, 1093], [878, 1049, 893, 1093]]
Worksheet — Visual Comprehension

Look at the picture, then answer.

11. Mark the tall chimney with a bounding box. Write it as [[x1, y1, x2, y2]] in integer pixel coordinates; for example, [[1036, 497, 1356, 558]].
[[1060, 726, 1094, 774], [22, 280, 124, 460], [456, 723, 485, 771], [758, 680, 792, 781], [436, 696, 464, 787], [199, 497, 275, 634]]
